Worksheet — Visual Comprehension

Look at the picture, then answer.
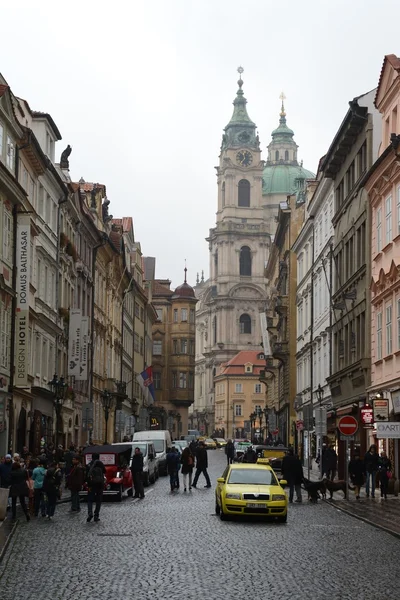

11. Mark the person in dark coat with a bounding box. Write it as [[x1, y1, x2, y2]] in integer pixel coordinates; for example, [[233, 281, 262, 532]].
[[86, 453, 106, 521], [243, 446, 257, 464], [192, 442, 211, 489], [9, 461, 30, 522], [130, 447, 145, 499], [325, 446, 338, 481], [225, 440, 235, 465], [43, 461, 62, 520], [281, 448, 303, 503], [364, 444, 379, 498], [378, 451, 392, 500], [67, 455, 85, 511], [180, 447, 194, 492], [349, 453, 365, 500], [166, 447, 180, 493]]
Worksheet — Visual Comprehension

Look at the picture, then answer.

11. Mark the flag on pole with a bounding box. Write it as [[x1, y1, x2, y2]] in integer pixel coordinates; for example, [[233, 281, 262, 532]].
[[136, 366, 155, 405]]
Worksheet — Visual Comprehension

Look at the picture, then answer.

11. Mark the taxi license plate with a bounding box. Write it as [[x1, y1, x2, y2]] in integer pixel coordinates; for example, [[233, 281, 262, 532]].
[[246, 502, 267, 509]]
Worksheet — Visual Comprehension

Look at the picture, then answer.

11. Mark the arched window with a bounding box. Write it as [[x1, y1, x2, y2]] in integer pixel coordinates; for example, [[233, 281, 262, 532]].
[[285, 150, 289, 161], [238, 179, 250, 207], [239, 314, 251, 334], [221, 182, 225, 207], [239, 246, 252, 276], [275, 150, 279, 161]]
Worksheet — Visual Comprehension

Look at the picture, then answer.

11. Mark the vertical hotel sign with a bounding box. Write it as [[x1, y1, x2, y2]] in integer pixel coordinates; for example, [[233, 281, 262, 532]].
[[68, 309, 82, 377], [15, 214, 31, 387], [76, 316, 89, 381]]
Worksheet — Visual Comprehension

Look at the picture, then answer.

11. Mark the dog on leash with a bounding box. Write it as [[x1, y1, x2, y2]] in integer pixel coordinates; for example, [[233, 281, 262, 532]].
[[302, 477, 326, 503], [323, 478, 355, 499]]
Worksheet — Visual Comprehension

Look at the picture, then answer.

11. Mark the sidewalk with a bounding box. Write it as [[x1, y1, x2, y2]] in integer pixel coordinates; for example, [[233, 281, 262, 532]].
[[303, 466, 400, 538], [0, 487, 70, 563]]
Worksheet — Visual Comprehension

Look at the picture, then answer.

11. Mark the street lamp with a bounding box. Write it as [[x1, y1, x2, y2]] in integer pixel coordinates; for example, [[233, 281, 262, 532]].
[[316, 384, 324, 406], [255, 406, 264, 444], [100, 389, 115, 444], [50, 374, 67, 447], [250, 411, 256, 443]]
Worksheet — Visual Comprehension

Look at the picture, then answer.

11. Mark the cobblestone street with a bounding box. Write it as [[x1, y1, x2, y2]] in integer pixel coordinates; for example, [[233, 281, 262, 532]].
[[1, 451, 400, 600]]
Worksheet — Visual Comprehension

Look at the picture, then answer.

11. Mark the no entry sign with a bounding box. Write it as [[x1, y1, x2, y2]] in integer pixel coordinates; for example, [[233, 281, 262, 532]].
[[338, 415, 358, 436]]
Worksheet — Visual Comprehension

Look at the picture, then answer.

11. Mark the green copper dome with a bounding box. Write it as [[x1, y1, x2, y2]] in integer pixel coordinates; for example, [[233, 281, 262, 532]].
[[263, 163, 315, 195], [220, 68, 259, 151]]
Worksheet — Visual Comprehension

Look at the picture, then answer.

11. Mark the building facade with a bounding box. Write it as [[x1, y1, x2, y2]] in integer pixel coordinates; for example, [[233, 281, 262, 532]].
[[214, 350, 267, 440], [152, 272, 197, 437], [366, 54, 400, 477], [265, 194, 305, 447], [324, 90, 381, 476]]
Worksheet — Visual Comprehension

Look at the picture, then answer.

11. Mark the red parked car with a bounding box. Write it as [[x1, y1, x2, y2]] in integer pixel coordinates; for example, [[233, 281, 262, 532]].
[[80, 444, 133, 501]]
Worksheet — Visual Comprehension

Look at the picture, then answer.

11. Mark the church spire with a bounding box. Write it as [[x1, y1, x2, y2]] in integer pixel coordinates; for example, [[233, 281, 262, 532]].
[[271, 92, 294, 141], [221, 67, 258, 152]]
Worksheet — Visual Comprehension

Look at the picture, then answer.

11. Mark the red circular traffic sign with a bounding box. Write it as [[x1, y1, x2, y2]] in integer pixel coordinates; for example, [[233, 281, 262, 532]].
[[338, 415, 358, 436]]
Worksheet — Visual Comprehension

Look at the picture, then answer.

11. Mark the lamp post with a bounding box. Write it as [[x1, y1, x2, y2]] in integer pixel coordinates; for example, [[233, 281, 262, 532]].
[[100, 389, 115, 444], [250, 412, 256, 444], [263, 407, 269, 444], [50, 374, 67, 448], [316, 384, 324, 479], [255, 406, 264, 444]]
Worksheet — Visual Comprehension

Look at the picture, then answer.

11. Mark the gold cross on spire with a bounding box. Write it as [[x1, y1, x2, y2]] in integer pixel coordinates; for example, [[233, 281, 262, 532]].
[[280, 91, 286, 117]]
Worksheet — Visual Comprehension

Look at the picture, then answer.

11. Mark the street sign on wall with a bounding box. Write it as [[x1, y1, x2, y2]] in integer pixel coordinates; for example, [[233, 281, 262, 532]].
[[375, 422, 400, 438], [361, 405, 374, 426], [338, 415, 358, 436], [373, 399, 389, 421]]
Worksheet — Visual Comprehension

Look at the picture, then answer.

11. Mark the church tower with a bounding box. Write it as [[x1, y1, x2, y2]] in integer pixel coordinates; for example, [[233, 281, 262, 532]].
[[194, 69, 271, 426]]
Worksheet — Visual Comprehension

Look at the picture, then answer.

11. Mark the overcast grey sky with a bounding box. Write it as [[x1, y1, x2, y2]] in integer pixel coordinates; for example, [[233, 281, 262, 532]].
[[2, 0, 399, 287]]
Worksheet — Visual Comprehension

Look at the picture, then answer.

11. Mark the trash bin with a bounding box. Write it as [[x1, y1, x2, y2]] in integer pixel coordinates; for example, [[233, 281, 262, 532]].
[[0, 487, 9, 521]]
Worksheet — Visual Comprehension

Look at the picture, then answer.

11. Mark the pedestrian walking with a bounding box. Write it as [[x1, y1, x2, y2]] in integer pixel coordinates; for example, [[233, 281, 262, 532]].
[[43, 462, 62, 520], [130, 447, 145, 499], [192, 441, 211, 489], [348, 453, 365, 500], [9, 461, 30, 522], [86, 452, 106, 522], [67, 455, 85, 511], [281, 448, 303, 503], [225, 439, 235, 465], [32, 459, 47, 517], [166, 447, 180, 493], [378, 451, 392, 500], [180, 447, 194, 492], [325, 446, 338, 481], [0, 454, 13, 511], [364, 444, 378, 498]]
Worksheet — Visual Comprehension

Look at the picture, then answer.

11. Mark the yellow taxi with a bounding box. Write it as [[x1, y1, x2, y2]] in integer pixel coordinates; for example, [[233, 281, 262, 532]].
[[204, 438, 217, 449], [215, 463, 288, 522]]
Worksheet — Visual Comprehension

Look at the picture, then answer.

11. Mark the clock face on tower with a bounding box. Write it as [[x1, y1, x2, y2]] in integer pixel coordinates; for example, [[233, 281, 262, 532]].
[[236, 150, 253, 167]]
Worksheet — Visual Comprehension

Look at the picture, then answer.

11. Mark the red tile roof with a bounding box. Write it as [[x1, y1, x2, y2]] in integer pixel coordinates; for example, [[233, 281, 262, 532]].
[[78, 181, 107, 194], [219, 350, 266, 376], [112, 217, 133, 233], [152, 280, 173, 297], [375, 54, 400, 107]]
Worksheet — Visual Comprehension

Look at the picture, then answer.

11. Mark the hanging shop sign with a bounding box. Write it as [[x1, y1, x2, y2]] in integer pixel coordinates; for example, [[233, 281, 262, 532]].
[[373, 399, 389, 421], [361, 405, 374, 426], [375, 422, 400, 439]]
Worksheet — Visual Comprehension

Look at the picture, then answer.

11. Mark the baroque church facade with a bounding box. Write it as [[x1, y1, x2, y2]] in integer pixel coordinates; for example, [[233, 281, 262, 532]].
[[193, 71, 314, 436]]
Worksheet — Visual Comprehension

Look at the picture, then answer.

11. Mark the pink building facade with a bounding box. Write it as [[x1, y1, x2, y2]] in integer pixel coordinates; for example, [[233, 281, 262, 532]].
[[367, 54, 400, 474]]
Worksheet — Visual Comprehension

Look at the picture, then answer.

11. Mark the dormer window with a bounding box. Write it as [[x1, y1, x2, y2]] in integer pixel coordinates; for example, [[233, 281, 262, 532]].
[[245, 362, 253, 373], [258, 353, 265, 360]]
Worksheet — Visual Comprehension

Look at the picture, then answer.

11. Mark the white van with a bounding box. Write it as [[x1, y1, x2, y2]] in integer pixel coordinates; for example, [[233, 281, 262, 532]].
[[113, 441, 158, 486], [133, 430, 172, 476]]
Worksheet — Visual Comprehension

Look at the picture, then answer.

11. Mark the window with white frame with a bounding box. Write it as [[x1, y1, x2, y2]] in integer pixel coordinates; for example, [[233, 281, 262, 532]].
[[397, 186, 400, 236], [6, 136, 15, 171], [386, 305, 392, 355], [179, 372, 187, 388], [173, 309, 178, 323], [2, 208, 12, 263], [377, 311, 382, 360], [155, 308, 163, 321], [376, 207, 382, 252], [254, 383, 262, 394], [385, 196, 392, 244], [181, 308, 188, 322], [235, 383, 243, 393], [235, 404, 242, 416], [153, 340, 162, 355]]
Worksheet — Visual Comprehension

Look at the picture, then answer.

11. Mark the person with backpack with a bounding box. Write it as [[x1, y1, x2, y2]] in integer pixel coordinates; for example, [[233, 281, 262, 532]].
[[43, 461, 62, 520], [86, 452, 106, 522], [32, 459, 47, 517]]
